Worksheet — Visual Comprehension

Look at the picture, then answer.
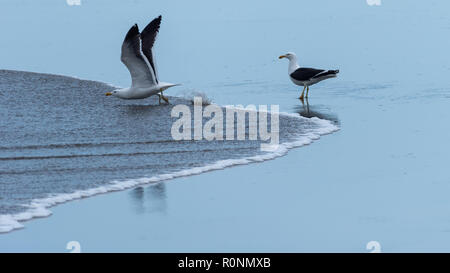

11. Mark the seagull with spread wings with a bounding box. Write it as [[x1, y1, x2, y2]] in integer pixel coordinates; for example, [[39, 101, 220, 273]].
[[106, 16, 178, 104]]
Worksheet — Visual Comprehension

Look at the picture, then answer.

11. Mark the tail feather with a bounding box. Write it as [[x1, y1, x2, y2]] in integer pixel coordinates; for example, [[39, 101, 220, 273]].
[[313, 69, 339, 79]]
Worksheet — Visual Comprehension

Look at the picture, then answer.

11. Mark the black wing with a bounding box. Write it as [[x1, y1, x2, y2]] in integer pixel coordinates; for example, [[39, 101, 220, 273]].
[[141, 16, 162, 83], [120, 24, 157, 87], [290, 68, 325, 81]]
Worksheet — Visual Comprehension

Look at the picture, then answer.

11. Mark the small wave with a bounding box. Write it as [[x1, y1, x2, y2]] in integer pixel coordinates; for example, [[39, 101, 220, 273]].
[[0, 146, 254, 161], [0, 140, 193, 151]]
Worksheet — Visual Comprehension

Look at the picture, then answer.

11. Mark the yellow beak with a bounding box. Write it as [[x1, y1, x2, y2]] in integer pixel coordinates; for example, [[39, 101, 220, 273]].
[[105, 92, 112, 96], [279, 55, 286, 59]]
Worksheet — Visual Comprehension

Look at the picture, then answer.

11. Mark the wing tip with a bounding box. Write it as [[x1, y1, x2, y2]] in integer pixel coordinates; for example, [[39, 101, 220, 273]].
[[124, 24, 140, 41], [154, 15, 162, 29], [143, 16, 162, 33]]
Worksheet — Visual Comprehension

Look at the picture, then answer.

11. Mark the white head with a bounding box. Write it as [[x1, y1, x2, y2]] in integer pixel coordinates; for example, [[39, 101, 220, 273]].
[[278, 52, 297, 61], [279, 52, 300, 73], [105, 89, 124, 98]]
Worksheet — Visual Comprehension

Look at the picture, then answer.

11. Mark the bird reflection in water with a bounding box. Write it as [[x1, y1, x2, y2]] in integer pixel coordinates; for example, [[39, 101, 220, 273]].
[[131, 183, 167, 214], [295, 97, 340, 125]]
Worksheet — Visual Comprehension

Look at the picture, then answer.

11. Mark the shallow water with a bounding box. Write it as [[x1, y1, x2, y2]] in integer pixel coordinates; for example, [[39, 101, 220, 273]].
[[0, 70, 336, 232], [1, 0, 450, 251]]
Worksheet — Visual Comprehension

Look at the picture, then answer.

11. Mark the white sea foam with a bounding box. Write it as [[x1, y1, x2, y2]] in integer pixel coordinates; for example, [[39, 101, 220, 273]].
[[0, 108, 338, 234]]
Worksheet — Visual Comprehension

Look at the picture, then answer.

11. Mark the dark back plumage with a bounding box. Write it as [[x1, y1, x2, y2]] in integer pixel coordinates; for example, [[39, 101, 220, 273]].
[[290, 68, 325, 81]]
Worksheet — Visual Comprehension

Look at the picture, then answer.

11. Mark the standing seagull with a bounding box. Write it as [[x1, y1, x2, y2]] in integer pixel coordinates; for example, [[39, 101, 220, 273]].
[[105, 16, 178, 104], [279, 52, 338, 100]]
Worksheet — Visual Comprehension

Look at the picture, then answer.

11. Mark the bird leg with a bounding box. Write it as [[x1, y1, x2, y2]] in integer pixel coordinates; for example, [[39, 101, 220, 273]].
[[306, 86, 310, 98], [305, 97, 310, 114], [299, 86, 306, 100], [159, 91, 169, 104]]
